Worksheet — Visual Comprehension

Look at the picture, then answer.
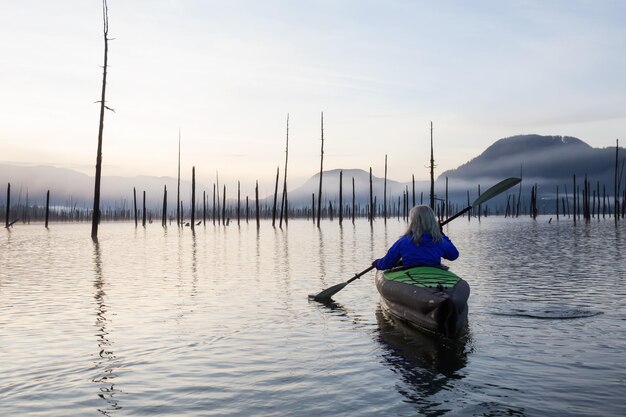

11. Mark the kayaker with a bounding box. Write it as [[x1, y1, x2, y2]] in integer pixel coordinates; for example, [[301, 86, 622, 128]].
[[372, 205, 459, 270]]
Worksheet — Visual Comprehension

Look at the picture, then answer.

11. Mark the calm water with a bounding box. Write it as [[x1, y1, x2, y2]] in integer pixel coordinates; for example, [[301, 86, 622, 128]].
[[1, 217, 625, 416]]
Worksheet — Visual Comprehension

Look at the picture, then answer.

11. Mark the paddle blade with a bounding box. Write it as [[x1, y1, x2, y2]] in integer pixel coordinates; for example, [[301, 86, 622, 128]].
[[308, 282, 348, 302], [472, 177, 521, 207]]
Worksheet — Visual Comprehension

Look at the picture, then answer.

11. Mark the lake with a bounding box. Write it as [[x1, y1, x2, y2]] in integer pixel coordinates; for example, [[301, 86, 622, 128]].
[[1, 217, 625, 416]]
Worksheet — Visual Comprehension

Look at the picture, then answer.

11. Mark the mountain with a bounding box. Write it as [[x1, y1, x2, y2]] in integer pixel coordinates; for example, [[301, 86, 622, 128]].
[[439, 135, 621, 192], [284, 168, 428, 207]]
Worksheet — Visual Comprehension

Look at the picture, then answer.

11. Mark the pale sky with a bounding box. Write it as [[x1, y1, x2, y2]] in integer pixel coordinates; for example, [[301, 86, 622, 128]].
[[1, 0, 625, 196]]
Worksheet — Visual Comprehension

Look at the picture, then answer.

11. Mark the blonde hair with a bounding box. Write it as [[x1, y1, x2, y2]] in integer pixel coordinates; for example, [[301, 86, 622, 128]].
[[405, 205, 442, 244]]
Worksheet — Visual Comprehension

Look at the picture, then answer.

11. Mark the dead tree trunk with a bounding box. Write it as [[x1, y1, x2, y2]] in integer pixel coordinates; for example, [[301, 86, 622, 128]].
[[352, 177, 355, 225], [280, 113, 290, 227], [142, 191, 146, 227], [176, 130, 181, 227], [5, 183, 10, 228], [272, 166, 279, 227], [222, 185, 226, 226], [316, 112, 324, 227], [91, 0, 111, 240], [133, 187, 138, 227], [429, 121, 435, 210], [255, 181, 260, 228], [616, 139, 620, 223], [339, 170, 343, 226], [45, 190, 50, 228], [191, 166, 195, 231], [162, 185, 167, 227]]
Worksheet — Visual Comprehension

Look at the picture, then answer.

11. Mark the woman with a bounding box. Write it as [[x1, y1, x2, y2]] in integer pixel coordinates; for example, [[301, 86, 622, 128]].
[[372, 205, 459, 270]]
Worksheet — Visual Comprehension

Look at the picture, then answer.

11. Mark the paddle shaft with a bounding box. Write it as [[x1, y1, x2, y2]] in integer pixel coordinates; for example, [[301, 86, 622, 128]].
[[441, 206, 470, 226], [346, 265, 376, 284]]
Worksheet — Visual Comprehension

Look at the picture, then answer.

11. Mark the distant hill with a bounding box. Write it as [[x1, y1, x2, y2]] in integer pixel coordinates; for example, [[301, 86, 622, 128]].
[[284, 168, 428, 207], [439, 135, 622, 193], [0, 164, 203, 210]]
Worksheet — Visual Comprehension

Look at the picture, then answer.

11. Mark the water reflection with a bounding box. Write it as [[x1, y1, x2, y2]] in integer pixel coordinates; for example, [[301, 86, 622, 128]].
[[374, 306, 470, 415], [191, 230, 198, 297], [92, 242, 122, 415], [314, 296, 472, 416]]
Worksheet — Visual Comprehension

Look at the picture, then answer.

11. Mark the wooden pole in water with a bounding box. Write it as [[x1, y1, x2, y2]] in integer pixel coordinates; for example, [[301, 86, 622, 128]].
[[272, 166, 279, 227], [603, 185, 606, 219], [613, 139, 619, 224], [246, 196, 249, 223], [255, 181, 260, 228], [222, 185, 226, 226], [45, 190, 50, 228], [4, 183, 9, 228], [311, 193, 315, 223], [142, 191, 146, 227], [316, 112, 324, 227], [176, 130, 181, 227], [162, 185, 167, 227], [203, 191, 206, 225], [280, 113, 290, 228], [412, 174, 416, 207], [237, 181, 241, 226], [191, 167, 195, 231], [427, 121, 435, 210], [133, 187, 138, 227], [339, 170, 343, 226]]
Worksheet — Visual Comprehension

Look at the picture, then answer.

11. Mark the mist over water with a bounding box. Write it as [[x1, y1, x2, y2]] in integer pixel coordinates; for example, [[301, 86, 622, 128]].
[[1, 217, 624, 416]]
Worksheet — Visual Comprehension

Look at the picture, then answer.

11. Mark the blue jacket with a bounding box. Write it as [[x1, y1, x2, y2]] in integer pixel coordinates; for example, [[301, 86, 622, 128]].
[[373, 233, 459, 270]]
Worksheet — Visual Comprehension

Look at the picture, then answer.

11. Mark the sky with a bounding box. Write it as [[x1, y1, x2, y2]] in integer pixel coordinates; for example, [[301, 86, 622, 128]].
[[1, 0, 625, 197]]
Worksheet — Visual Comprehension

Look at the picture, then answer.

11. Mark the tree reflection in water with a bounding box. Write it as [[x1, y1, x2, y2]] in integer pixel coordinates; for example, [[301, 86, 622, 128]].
[[92, 242, 122, 416]]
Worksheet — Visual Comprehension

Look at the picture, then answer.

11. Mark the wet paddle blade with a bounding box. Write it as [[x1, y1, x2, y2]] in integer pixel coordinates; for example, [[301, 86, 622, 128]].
[[308, 282, 348, 301]]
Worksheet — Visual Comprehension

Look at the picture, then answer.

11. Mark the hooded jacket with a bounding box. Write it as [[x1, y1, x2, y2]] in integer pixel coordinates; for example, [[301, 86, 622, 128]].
[[373, 233, 459, 270]]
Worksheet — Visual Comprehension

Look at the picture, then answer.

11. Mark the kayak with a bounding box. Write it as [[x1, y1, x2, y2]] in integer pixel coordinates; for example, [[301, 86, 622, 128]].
[[375, 266, 470, 337]]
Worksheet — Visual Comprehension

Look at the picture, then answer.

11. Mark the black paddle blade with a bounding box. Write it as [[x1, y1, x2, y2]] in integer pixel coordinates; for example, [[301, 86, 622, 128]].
[[472, 177, 521, 206], [308, 282, 348, 302]]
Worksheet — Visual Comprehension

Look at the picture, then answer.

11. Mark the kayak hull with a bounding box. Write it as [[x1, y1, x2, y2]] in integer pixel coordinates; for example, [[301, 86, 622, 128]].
[[375, 266, 470, 337]]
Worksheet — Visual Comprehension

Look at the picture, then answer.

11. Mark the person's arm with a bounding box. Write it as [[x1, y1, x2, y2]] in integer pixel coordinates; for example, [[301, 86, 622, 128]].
[[441, 234, 459, 261], [373, 237, 404, 270]]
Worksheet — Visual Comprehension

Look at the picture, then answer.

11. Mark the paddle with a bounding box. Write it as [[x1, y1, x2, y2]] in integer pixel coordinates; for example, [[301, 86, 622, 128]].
[[308, 177, 521, 302]]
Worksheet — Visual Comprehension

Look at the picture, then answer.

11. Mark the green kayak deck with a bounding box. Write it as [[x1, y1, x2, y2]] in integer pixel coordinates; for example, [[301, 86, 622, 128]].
[[383, 266, 461, 289]]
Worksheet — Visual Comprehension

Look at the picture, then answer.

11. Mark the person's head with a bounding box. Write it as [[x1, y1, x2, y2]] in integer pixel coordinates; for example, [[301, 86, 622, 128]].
[[406, 205, 441, 244]]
